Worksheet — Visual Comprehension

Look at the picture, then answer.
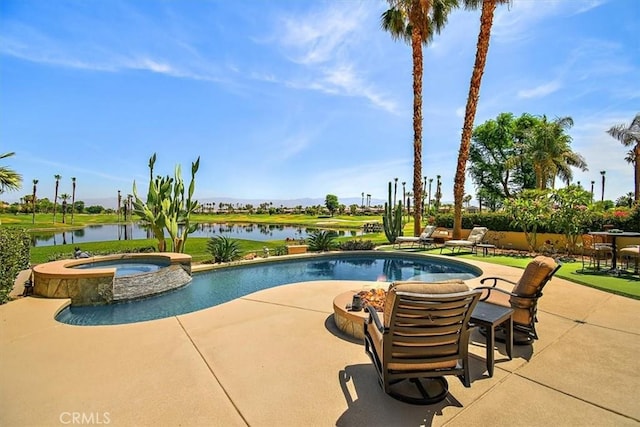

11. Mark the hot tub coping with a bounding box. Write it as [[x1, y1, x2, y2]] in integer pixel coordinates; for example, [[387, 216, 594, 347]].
[[32, 252, 191, 279]]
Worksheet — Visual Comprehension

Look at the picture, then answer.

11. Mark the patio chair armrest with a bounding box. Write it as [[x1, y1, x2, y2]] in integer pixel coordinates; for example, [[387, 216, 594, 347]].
[[475, 285, 538, 301], [479, 276, 517, 287], [366, 305, 385, 333]]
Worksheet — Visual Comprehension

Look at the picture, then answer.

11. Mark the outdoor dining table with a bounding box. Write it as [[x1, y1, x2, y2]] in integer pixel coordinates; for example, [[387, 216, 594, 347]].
[[588, 231, 640, 273]]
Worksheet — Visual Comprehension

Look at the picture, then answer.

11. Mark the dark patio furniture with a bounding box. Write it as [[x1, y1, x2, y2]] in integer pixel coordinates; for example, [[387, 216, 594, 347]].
[[588, 231, 640, 275], [620, 246, 640, 275], [469, 301, 513, 377], [474, 256, 560, 345], [581, 234, 613, 271], [440, 227, 488, 254], [364, 281, 481, 405], [394, 225, 436, 249]]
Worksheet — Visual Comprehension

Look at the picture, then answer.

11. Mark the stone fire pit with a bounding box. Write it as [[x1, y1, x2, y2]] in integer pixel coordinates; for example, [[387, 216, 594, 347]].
[[332, 288, 387, 340]]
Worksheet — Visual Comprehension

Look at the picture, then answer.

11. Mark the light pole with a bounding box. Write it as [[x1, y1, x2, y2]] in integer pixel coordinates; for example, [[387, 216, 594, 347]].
[[600, 171, 606, 202], [428, 178, 433, 215], [422, 176, 427, 215], [590, 180, 595, 202]]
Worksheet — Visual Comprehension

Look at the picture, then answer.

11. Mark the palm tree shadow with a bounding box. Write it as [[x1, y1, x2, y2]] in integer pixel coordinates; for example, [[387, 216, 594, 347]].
[[335, 364, 463, 427]]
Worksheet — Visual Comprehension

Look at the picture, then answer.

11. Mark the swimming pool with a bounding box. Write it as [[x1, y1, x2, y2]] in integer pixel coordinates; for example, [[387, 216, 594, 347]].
[[55, 252, 481, 326]]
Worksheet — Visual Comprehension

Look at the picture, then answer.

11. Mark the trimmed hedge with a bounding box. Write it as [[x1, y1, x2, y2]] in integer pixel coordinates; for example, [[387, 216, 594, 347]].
[[434, 206, 640, 234], [0, 228, 31, 304]]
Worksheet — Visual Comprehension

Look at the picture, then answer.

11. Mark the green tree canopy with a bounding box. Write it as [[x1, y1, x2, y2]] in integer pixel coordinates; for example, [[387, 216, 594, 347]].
[[469, 113, 537, 209], [325, 194, 339, 216], [513, 115, 587, 190]]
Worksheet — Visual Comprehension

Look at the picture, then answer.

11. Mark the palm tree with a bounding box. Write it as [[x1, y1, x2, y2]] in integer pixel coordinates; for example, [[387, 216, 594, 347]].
[[382, 0, 458, 236], [607, 113, 640, 201], [511, 116, 587, 190], [117, 190, 122, 222], [59, 193, 71, 224], [71, 177, 76, 224], [31, 179, 38, 224], [434, 174, 442, 210], [0, 152, 22, 194], [53, 174, 61, 223], [453, 0, 511, 239]]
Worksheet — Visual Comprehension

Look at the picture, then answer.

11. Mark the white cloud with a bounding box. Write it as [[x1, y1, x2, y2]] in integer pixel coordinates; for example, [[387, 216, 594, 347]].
[[276, 4, 364, 66], [311, 159, 413, 199], [269, 2, 399, 113], [517, 81, 562, 99], [278, 134, 311, 161], [492, 0, 609, 43]]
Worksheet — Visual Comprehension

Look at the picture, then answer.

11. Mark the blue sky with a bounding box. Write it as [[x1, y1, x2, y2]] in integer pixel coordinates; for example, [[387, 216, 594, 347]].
[[1, 0, 638, 208]]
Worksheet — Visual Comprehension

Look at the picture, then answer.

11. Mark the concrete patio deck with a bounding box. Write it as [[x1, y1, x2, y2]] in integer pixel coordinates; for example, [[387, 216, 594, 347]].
[[1, 257, 639, 426]]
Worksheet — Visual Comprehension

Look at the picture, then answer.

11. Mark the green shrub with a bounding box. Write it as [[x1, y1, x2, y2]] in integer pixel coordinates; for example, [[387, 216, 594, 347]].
[[433, 204, 640, 234], [0, 228, 31, 303], [273, 246, 287, 256], [434, 212, 524, 232], [207, 236, 242, 263], [307, 230, 338, 252], [339, 239, 375, 251]]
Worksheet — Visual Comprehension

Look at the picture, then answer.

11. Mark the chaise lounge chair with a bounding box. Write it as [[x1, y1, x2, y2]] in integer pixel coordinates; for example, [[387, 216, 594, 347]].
[[475, 255, 560, 344], [394, 225, 436, 249], [364, 281, 481, 404], [440, 227, 488, 254]]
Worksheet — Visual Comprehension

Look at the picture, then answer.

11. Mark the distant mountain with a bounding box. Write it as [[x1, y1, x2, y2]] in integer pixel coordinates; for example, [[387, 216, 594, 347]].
[[80, 196, 387, 210], [201, 196, 387, 208]]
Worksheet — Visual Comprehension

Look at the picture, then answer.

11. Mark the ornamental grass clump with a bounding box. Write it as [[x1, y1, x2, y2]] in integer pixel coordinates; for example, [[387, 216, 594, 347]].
[[207, 236, 241, 263]]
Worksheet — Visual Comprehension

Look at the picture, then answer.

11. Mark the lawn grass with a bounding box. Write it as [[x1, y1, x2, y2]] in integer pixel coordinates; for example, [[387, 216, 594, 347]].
[[423, 248, 640, 300]]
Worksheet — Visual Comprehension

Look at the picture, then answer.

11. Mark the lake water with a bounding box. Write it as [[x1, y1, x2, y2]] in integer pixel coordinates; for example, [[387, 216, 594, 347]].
[[29, 223, 366, 247]]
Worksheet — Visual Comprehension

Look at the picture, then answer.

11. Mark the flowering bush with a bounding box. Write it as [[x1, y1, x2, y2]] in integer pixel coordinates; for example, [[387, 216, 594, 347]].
[[549, 186, 594, 254], [503, 190, 553, 252]]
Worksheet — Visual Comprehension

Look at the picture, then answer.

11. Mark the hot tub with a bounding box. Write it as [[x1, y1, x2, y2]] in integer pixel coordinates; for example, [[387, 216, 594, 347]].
[[32, 253, 192, 306]]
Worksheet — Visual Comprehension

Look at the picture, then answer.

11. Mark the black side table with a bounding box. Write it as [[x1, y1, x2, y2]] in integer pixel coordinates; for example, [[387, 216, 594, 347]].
[[474, 243, 497, 257], [470, 301, 513, 377]]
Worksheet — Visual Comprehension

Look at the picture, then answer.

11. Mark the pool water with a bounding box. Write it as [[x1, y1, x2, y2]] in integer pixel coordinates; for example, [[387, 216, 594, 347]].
[[56, 253, 481, 326], [73, 260, 169, 277]]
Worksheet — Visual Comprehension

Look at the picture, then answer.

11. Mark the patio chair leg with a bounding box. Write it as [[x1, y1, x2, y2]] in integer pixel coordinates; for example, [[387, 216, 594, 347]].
[[386, 377, 449, 405]]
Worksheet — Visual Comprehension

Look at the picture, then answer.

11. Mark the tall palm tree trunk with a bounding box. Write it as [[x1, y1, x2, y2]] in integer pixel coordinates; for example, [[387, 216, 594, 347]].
[[71, 177, 76, 225], [32, 179, 38, 224], [453, 0, 497, 239], [411, 26, 423, 236], [53, 175, 60, 224]]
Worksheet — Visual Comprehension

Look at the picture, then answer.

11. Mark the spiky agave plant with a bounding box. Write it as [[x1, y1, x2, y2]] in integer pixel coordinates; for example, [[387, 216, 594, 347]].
[[307, 230, 338, 252], [207, 236, 241, 263]]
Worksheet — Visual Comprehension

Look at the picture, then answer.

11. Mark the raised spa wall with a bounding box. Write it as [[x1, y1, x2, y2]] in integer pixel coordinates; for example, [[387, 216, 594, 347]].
[[32, 253, 192, 306]]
